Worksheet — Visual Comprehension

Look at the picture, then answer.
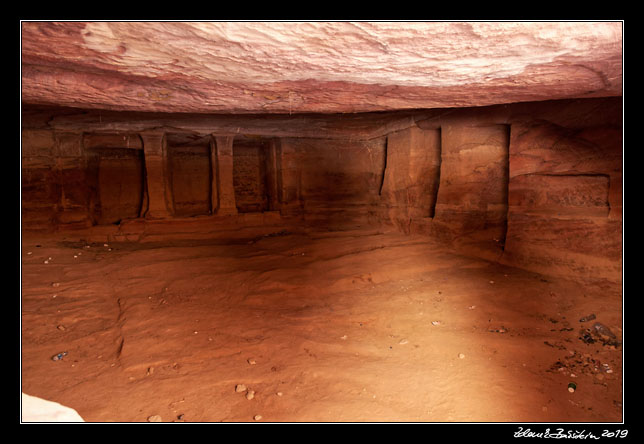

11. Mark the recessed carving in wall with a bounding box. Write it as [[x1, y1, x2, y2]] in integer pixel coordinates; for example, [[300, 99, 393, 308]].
[[233, 139, 270, 213], [91, 148, 145, 225], [168, 144, 212, 217]]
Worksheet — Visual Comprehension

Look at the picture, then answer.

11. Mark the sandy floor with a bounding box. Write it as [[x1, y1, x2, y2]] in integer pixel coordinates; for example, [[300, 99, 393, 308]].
[[20, 225, 623, 423]]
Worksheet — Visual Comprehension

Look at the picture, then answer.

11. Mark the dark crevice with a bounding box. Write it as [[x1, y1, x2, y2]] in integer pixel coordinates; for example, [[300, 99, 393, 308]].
[[429, 127, 442, 218], [378, 137, 388, 196]]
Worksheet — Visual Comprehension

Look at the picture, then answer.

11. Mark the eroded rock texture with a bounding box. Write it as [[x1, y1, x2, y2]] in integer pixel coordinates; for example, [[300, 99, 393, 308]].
[[279, 137, 386, 225], [21, 97, 621, 281], [20, 22, 624, 425], [430, 124, 510, 261], [380, 126, 441, 232], [21, 22, 622, 282], [502, 120, 622, 281], [21, 22, 622, 113]]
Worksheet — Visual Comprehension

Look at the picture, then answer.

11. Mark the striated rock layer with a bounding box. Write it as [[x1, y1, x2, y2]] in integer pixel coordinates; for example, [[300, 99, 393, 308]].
[[22, 97, 622, 281], [21, 21, 622, 114], [20, 23, 624, 424]]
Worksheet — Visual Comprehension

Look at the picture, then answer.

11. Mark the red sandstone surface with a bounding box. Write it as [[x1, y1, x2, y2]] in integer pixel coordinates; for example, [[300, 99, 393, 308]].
[[21, 22, 622, 114], [20, 21, 623, 423], [21, 226, 622, 422]]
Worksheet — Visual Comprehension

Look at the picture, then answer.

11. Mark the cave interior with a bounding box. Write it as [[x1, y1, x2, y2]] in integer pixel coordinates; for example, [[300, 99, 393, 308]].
[[20, 21, 623, 424]]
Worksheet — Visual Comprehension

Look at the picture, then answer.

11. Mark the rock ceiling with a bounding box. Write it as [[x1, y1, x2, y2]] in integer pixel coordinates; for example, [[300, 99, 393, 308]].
[[21, 21, 623, 115]]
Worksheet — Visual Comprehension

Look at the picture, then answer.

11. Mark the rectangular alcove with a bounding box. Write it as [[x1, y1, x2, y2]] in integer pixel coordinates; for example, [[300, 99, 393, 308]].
[[233, 137, 270, 213], [167, 134, 213, 217], [85, 138, 145, 225]]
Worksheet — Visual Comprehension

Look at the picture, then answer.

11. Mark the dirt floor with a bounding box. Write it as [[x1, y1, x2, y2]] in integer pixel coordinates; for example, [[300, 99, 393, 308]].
[[20, 225, 623, 423]]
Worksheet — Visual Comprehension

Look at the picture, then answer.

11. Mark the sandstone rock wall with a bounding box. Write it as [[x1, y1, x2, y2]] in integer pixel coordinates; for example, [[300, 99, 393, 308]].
[[22, 130, 59, 230], [501, 120, 622, 281], [22, 130, 148, 230], [233, 139, 269, 214], [21, 97, 622, 281], [377, 98, 622, 280], [22, 130, 92, 230], [379, 126, 441, 233], [279, 137, 386, 226], [430, 123, 510, 261], [21, 130, 388, 230], [92, 148, 145, 225], [169, 144, 212, 217]]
